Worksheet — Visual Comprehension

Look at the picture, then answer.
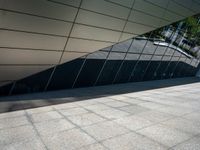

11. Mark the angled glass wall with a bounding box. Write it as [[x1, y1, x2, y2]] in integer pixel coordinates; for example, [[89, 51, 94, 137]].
[[0, 14, 200, 96]]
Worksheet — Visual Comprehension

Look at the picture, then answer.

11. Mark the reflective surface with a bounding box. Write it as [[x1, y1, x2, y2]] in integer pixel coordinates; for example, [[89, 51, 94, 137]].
[[0, 14, 200, 96]]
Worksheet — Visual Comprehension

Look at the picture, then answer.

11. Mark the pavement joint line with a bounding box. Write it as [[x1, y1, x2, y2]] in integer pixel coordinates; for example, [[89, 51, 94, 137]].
[[24, 110, 49, 150], [0, 123, 31, 131], [1, 78, 200, 149], [159, 121, 200, 137], [166, 133, 200, 150], [77, 103, 182, 148], [78, 106, 111, 121], [73, 142, 110, 150], [98, 121, 169, 149], [0, 112, 26, 119], [107, 97, 151, 105], [79, 103, 137, 121], [56, 108, 90, 117], [53, 105, 159, 150], [52, 107, 110, 150]]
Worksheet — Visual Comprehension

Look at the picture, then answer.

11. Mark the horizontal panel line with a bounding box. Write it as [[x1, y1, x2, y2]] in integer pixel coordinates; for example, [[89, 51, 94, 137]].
[[0, 1, 192, 31], [0, 46, 100, 54], [0, 64, 55, 66], [0, 28, 68, 38], [0, 47, 62, 52], [131, 9, 170, 22], [104, 0, 131, 9], [171, 0, 197, 13], [47, 0, 79, 9], [73, 22, 146, 35], [105, 0, 189, 19], [0, 5, 170, 27], [48, 0, 173, 23], [0, 7, 173, 33], [104, 0, 170, 22], [46, 0, 128, 21], [75, 23, 124, 33], [144, 0, 186, 18], [69, 36, 116, 43], [0, 22, 145, 40], [0, 8, 72, 23]]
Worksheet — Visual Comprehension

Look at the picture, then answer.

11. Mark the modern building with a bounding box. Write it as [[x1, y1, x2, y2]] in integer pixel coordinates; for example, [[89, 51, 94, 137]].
[[0, 0, 200, 96]]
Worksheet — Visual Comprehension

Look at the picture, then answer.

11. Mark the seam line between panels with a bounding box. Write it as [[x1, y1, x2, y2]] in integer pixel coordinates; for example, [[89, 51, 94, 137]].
[[112, 0, 137, 84], [43, 0, 84, 91]]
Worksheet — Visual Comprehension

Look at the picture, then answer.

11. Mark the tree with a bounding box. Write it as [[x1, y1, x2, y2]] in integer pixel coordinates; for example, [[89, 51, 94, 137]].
[[184, 15, 200, 40]]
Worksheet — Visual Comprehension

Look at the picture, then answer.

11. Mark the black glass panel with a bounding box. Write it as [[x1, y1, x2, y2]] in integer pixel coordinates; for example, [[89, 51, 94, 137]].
[[173, 61, 186, 78], [143, 61, 161, 81], [153, 61, 169, 80], [74, 59, 105, 88], [12, 68, 53, 95], [47, 59, 84, 90], [163, 61, 178, 79], [96, 60, 121, 86], [130, 60, 149, 82], [114, 60, 137, 84], [0, 83, 13, 97]]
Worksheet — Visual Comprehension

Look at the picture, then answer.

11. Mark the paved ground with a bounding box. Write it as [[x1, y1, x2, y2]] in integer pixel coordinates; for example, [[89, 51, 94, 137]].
[[1, 77, 200, 150]]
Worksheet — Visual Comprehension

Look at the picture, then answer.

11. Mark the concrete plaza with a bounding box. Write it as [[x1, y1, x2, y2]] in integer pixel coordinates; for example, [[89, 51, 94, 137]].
[[0, 77, 200, 150]]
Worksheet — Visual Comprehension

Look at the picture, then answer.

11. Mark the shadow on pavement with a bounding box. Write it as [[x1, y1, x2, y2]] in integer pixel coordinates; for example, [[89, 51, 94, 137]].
[[0, 77, 199, 113]]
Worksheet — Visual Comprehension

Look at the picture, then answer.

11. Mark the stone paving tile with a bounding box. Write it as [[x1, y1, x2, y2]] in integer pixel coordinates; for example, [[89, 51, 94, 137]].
[[68, 113, 106, 127], [75, 100, 99, 106], [78, 143, 106, 150], [179, 102, 200, 110], [0, 110, 25, 119], [135, 96, 161, 102], [58, 107, 89, 117], [109, 95, 130, 101], [170, 135, 200, 150], [125, 92, 152, 97], [95, 108, 129, 119], [137, 124, 193, 147], [102, 132, 168, 150], [148, 99, 182, 106], [135, 110, 175, 123], [41, 128, 95, 150], [34, 118, 75, 136], [93, 97, 115, 103], [53, 102, 78, 110], [2, 138, 46, 150], [182, 112, 200, 123], [0, 125, 37, 146], [160, 118, 200, 135], [119, 98, 147, 104], [1, 78, 200, 149], [26, 106, 53, 115], [155, 106, 195, 116], [30, 111, 63, 123], [82, 121, 129, 141], [137, 102, 168, 110], [104, 101, 130, 108], [83, 103, 111, 112], [114, 115, 155, 131], [0, 116, 30, 129], [119, 105, 150, 114]]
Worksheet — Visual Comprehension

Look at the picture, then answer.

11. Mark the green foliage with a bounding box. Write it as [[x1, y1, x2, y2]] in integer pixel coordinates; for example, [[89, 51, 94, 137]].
[[184, 16, 200, 39]]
